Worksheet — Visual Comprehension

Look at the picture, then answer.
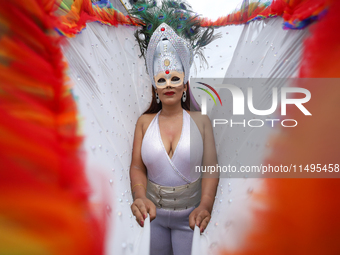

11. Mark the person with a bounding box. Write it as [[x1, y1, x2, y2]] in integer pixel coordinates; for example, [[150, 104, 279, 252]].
[[128, 2, 220, 254]]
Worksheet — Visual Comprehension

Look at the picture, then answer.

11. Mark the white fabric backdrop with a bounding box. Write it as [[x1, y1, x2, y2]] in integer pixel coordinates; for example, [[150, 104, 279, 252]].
[[62, 24, 152, 255], [194, 17, 308, 254]]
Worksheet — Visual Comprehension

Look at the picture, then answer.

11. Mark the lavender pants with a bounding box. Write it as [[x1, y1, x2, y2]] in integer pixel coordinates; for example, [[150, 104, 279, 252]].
[[150, 206, 195, 255]]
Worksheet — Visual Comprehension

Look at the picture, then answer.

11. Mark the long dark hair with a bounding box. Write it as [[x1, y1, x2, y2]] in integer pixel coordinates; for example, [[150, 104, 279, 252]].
[[143, 81, 201, 115]]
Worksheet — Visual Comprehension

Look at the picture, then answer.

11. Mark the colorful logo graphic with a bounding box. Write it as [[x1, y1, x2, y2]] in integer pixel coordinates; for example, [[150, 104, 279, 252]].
[[196, 82, 222, 106], [195, 81, 312, 128]]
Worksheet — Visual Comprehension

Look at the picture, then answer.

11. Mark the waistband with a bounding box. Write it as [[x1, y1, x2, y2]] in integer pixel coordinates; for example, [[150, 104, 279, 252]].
[[146, 178, 201, 211]]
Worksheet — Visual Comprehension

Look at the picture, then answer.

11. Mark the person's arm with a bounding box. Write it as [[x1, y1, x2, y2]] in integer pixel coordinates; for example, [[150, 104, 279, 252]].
[[130, 115, 147, 200], [189, 114, 219, 233], [130, 116, 156, 227], [199, 113, 219, 212]]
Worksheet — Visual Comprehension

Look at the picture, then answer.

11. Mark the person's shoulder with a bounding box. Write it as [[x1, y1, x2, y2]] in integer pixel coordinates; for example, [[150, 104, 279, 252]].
[[186, 110, 211, 125], [136, 112, 158, 127], [140, 112, 158, 121]]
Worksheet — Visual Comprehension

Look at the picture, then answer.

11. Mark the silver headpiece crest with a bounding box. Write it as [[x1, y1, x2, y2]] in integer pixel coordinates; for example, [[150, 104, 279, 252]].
[[146, 23, 193, 88], [153, 39, 183, 80]]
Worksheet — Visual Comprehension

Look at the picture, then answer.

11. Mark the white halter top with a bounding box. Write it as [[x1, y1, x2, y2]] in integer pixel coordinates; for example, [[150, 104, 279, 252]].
[[141, 109, 203, 186]]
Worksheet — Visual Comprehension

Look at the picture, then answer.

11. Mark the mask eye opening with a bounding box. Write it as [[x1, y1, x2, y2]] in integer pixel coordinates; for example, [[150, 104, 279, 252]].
[[158, 78, 166, 83], [171, 76, 180, 81]]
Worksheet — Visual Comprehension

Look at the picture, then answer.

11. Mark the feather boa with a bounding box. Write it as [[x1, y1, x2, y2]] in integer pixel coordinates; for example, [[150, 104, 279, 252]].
[[220, 0, 340, 254], [0, 0, 105, 254], [200, 0, 329, 29]]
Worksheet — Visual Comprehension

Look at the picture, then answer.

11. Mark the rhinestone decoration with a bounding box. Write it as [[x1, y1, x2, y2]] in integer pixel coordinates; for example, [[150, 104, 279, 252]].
[[153, 38, 183, 80]]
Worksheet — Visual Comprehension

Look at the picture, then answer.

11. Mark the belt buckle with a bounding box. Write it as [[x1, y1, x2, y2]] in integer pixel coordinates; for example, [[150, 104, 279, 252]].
[[157, 185, 163, 207]]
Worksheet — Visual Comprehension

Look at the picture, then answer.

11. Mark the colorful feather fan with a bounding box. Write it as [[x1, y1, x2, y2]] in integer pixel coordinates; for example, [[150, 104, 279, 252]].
[[200, 0, 328, 29], [220, 0, 340, 254], [51, 0, 330, 39], [1, 0, 338, 254], [54, 0, 138, 37], [0, 0, 105, 254]]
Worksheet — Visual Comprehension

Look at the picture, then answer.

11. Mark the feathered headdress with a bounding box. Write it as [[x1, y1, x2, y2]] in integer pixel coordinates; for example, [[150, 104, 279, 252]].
[[129, 0, 221, 88]]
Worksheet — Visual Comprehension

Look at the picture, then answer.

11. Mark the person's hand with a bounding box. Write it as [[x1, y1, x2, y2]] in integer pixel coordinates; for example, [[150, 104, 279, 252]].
[[189, 205, 211, 233], [130, 197, 156, 227]]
